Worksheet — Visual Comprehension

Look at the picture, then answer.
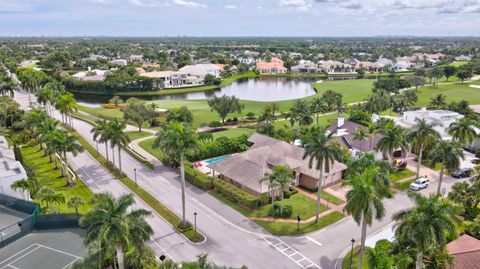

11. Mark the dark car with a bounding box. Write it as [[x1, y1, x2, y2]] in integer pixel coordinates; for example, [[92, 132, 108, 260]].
[[452, 168, 472, 178]]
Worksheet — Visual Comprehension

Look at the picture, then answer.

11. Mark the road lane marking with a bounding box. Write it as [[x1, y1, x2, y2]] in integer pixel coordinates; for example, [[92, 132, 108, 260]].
[[306, 236, 323, 247]]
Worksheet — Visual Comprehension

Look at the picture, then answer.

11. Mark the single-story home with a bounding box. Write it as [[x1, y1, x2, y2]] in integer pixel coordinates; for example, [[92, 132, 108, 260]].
[[446, 234, 480, 269], [179, 64, 221, 78], [318, 60, 356, 74], [327, 117, 385, 160], [256, 57, 287, 74], [291, 60, 318, 74], [207, 134, 347, 196], [0, 136, 29, 200]]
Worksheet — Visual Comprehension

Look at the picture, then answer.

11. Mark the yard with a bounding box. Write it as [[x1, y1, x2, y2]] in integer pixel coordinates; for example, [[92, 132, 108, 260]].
[[125, 131, 152, 141], [20, 144, 93, 214], [389, 168, 416, 183], [415, 82, 480, 107], [210, 128, 255, 139]]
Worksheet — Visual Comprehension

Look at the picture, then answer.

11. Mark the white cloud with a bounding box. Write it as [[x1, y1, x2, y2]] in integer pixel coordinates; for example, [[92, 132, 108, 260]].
[[224, 4, 238, 10], [128, 0, 145, 6], [279, 0, 312, 11], [170, 0, 207, 8]]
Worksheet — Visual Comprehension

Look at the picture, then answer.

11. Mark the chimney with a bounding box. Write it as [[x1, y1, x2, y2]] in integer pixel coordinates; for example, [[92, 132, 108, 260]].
[[337, 116, 345, 128]]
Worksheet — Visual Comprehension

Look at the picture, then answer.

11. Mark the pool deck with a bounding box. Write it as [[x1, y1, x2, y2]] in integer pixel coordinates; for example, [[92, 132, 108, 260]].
[[194, 154, 235, 176]]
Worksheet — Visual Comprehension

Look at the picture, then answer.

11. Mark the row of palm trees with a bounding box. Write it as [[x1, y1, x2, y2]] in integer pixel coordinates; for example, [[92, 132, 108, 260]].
[[90, 118, 130, 171], [24, 108, 84, 186]]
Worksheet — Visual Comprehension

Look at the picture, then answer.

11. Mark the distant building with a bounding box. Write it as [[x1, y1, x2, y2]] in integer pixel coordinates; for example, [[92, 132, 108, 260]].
[[140, 71, 203, 88], [291, 60, 318, 74], [376, 57, 394, 68], [256, 57, 287, 74], [208, 134, 347, 195], [455, 55, 471, 61], [88, 54, 107, 60], [109, 59, 127, 66], [179, 64, 221, 78], [128, 55, 144, 62], [0, 136, 28, 200], [402, 108, 463, 140], [355, 61, 382, 72], [239, 56, 258, 64], [318, 60, 356, 74], [447, 234, 480, 269], [72, 69, 110, 81]]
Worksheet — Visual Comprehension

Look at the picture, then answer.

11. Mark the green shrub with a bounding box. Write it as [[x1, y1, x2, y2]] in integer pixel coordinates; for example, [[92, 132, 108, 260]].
[[184, 165, 214, 190], [208, 121, 222, 127], [212, 178, 262, 209], [190, 135, 250, 161], [273, 204, 293, 218]]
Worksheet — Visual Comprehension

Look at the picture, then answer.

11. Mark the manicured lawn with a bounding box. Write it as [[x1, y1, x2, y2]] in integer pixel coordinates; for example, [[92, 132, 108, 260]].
[[125, 131, 152, 141], [342, 246, 371, 269], [211, 128, 255, 139], [299, 187, 345, 206], [139, 137, 165, 161], [416, 83, 480, 107], [421, 159, 442, 171], [312, 79, 375, 104], [389, 168, 416, 183], [394, 179, 414, 190], [21, 144, 93, 214], [250, 193, 328, 220], [255, 211, 345, 236], [76, 105, 124, 120]]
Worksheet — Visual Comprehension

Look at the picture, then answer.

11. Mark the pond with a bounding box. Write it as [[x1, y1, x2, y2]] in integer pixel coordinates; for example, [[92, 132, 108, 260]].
[[74, 78, 319, 107]]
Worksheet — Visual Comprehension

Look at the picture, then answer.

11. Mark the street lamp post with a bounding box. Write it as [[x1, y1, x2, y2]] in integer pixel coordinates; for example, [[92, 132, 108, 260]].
[[297, 214, 301, 231], [350, 238, 355, 269], [134, 168, 137, 187], [194, 212, 198, 237]]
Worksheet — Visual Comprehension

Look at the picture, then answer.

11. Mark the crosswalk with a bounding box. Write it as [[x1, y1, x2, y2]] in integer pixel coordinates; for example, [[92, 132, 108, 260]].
[[261, 236, 321, 269]]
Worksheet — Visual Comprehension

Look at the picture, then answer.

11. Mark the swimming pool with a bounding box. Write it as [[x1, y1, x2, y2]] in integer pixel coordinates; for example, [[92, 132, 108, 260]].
[[204, 156, 231, 165]]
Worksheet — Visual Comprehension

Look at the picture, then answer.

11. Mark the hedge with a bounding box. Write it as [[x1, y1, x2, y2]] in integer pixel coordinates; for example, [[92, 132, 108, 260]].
[[184, 162, 268, 209]]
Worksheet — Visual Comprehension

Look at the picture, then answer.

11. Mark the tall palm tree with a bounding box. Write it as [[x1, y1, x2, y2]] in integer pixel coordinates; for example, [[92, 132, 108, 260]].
[[53, 131, 84, 186], [430, 141, 464, 194], [408, 119, 440, 178], [266, 165, 294, 214], [346, 153, 392, 192], [55, 92, 77, 127], [302, 126, 343, 223], [67, 195, 84, 220], [261, 172, 280, 210], [91, 120, 111, 162], [448, 118, 478, 145], [343, 168, 388, 269], [430, 94, 447, 109], [153, 121, 199, 226], [81, 193, 153, 269], [166, 106, 193, 124], [108, 119, 130, 170], [310, 97, 328, 125], [37, 118, 59, 160], [38, 186, 63, 211], [376, 124, 407, 163], [393, 192, 457, 269], [353, 127, 369, 150]]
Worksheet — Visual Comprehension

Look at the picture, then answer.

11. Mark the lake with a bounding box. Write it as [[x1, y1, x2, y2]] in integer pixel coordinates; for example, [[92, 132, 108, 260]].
[[74, 77, 319, 106]]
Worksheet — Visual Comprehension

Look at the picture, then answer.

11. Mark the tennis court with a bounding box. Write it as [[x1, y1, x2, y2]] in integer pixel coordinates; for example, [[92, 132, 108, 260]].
[[0, 206, 29, 243], [0, 229, 86, 269]]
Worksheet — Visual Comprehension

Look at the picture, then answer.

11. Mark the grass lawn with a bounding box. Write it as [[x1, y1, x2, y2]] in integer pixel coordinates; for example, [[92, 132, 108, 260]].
[[389, 168, 416, 183], [139, 137, 165, 161], [299, 187, 345, 205], [211, 128, 255, 139], [342, 246, 371, 269], [416, 83, 480, 107], [76, 105, 124, 120], [312, 79, 375, 104], [250, 193, 328, 220], [421, 159, 442, 171], [125, 131, 152, 141], [255, 211, 345, 236], [394, 179, 414, 190], [21, 144, 93, 214]]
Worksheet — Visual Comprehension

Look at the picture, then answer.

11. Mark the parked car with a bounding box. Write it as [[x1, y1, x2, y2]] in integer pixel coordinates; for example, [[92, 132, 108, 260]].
[[409, 177, 429, 191], [452, 168, 472, 179], [471, 159, 480, 164]]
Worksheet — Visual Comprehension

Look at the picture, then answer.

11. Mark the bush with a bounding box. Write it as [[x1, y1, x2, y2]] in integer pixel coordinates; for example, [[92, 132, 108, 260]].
[[212, 178, 264, 209], [208, 121, 222, 127], [190, 135, 250, 161], [273, 204, 293, 218], [476, 150, 480, 158], [232, 117, 238, 122], [246, 112, 256, 119], [184, 165, 214, 190]]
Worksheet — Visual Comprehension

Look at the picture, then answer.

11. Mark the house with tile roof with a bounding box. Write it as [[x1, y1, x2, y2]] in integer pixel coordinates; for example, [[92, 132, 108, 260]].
[[207, 134, 347, 195], [318, 60, 356, 74], [447, 234, 480, 269], [256, 57, 287, 74]]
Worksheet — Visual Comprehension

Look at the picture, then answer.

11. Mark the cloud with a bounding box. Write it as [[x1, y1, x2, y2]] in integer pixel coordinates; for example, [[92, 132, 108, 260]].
[[169, 0, 207, 8], [224, 4, 238, 10], [279, 0, 312, 11], [128, 0, 146, 6]]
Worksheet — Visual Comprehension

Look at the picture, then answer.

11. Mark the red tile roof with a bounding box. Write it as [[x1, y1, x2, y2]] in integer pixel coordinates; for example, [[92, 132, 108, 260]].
[[447, 234, 480, 269]]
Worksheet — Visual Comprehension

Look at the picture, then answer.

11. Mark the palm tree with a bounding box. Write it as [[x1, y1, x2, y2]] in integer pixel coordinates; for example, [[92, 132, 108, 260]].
[[408, 119, 440, 178], [10, 178, 36, 200], [310, 97, 328, 125], [108, 119, 130, 170], [153, 122, 199, 226], [261, 172, 280, 210], [343, 167, 388, 269], [430, 141, 464, 194], [302, 126, 343, 223], [55, 92, 77, 127], [91, 120, 111, 162], [54, 131, 84, 186], [67, 195, 84, 220], [353, 127, 369, 150], [430, 94, 447, 109], [37, 186, 65, 212], [266, 165, 294, 214], [81, 193, 153, 269], [376, 124, 407, 163], [166, 106, 193, 124], [393, 192, 457, 269], [37, 118, 59, 160], [346, 153, 392, 192], [449, 118, 478, 145]]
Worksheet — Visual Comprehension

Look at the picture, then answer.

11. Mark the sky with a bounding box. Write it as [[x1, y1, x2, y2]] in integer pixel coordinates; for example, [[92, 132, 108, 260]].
[[1, 0, 480, 36]]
